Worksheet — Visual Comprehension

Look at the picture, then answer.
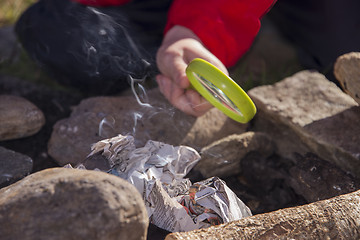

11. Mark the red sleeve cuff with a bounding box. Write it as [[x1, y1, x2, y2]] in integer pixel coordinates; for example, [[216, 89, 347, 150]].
[[165, 0, 276, 67]]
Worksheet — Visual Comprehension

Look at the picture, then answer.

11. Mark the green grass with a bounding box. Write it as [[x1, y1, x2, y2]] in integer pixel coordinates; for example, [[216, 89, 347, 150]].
[[0, 49, 66, 89], [0, 0, 70, 90], [0, 0, 35, 26]]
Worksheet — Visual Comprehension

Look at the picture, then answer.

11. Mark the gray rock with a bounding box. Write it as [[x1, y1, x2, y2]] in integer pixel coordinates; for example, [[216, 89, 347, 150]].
[[0, 95, 45, 141], [194, 132, 275, 178], [248, 70, 360, 176], [334, 52, 360, 105], [48, 88, 247, 166], [289, 153, 359, 203], [181, 107, 247, 148], [0, 146, 33, 188], [0, 168, 148, 240]]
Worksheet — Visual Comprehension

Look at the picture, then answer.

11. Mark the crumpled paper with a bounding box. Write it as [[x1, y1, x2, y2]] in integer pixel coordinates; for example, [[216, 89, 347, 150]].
[[68, 134, 252, 232]]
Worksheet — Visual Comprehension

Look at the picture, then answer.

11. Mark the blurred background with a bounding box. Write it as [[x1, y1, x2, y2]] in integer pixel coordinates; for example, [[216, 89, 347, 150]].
[[0, 0, 303, 91], [0, 0, 35, 26], [0, 0, 66, 89]]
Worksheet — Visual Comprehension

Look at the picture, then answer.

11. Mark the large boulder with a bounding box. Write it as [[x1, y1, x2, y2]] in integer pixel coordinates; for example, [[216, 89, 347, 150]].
[[0, 168, 148, 240]]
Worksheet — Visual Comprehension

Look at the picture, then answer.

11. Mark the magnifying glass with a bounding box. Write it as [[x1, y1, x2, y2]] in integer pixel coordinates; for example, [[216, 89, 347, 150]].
[[186, 58, 256, 123]]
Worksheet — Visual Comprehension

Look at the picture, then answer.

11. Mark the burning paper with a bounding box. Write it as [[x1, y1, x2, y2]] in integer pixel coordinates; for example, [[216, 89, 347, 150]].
[[79, 134, 252, 232]]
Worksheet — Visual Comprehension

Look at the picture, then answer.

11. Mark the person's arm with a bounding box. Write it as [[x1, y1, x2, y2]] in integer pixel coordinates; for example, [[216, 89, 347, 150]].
[[165, 0, 276, 67], [156, 0, 276, 116], [156, 25, 226, 116]]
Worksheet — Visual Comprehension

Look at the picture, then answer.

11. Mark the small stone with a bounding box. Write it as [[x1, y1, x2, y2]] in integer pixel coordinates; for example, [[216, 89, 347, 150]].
[[195, 132, 275, 178], [0, 168, 148, 240], [0, 146, 33, 188], [334, 52, 360, 105], [289, 153, 360, 203], [0, 95, 45, 141], [181, 108, 247, 148]]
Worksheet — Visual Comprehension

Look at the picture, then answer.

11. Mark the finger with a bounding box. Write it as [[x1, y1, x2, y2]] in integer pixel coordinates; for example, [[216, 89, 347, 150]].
[[159, 54, 190, 89], [166, 77, 195, 115], [174, 89, 212, 117], [185, 89, 213, 116], [156, 74, 170, 97], [157, 74, 213, 116], [157, 75, 203, 116], [184, 46, 229, 75], [170, 57, 190, 88], [157, 74, 182, 108]]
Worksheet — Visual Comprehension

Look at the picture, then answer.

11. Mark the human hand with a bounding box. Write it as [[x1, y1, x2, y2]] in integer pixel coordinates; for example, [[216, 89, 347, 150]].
[[156, 25, 228, 116]]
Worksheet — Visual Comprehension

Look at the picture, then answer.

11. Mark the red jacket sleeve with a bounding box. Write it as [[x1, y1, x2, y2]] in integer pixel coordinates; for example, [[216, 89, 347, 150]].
[[165, 0, 276, 67], [71, 0, 130, 7]]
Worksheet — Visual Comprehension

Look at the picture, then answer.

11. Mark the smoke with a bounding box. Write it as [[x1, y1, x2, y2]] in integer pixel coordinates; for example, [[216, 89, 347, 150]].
[[132, 112, 143, 137], [76, 7, 190, 145], [127, 74, 179, 143], [129, 75, 152, 108], [49, 3, 159, 94], [98, 115, 115, 138], [82, 7, 154, 78]]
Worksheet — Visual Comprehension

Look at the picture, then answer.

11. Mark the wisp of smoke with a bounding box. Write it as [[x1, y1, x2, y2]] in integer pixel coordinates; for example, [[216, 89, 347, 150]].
[[98, 115, 115, 138], [83, 7, 194, 145], [129, 75, 152, 108]]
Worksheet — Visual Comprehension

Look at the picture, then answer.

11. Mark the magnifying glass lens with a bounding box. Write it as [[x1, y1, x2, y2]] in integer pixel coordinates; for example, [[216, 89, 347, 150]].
[[186, 58, 256, 123], [192, 72, 243, 116]]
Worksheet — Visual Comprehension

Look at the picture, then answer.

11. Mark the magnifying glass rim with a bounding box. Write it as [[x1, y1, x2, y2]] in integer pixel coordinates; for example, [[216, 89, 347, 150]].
[[186, 58, 256, 123]]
